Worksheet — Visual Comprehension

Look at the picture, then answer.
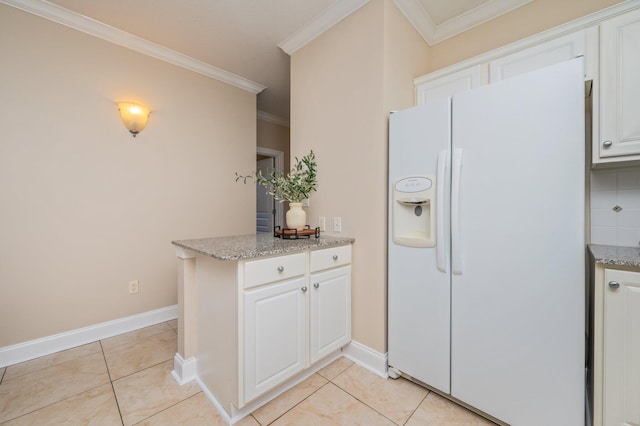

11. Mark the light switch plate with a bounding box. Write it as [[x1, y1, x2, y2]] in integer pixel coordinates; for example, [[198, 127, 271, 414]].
[[333, 217, 342, 232]]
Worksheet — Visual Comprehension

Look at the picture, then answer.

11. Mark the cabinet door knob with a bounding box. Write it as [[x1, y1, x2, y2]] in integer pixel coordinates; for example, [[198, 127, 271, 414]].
[[314, 283, 320, 288], [608, 281, 620, 289], [277, 266, 284, 272], [332, 255, 338, 261], [301, 286, 308, 292], [602, 140, 613, 148]]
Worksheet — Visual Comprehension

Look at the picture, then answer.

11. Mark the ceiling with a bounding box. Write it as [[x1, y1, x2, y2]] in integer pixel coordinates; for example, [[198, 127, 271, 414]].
[[12, 0, 532, 122]]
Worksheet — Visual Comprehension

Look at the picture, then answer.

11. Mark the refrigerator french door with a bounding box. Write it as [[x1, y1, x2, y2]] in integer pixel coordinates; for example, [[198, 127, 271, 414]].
[[388, 58, 585, 425]]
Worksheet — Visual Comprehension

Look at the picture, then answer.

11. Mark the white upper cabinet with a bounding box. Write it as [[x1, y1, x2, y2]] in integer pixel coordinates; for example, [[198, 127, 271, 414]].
[[597, 8, 640, 164], [489, 31, 585, 82], [415, 65, 482, 104]]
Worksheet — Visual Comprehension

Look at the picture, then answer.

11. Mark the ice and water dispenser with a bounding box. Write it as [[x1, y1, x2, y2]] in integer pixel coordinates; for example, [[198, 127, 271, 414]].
[[391, 176, 436, 247]]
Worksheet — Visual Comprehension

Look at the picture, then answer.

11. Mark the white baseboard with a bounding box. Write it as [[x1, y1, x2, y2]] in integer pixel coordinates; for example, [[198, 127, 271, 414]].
[[178, 343, 386, 424], [171, 353, 197, 385], [0, 305, 177, 367], [342, 340, 388, 378], [196, 350, 342, 424]]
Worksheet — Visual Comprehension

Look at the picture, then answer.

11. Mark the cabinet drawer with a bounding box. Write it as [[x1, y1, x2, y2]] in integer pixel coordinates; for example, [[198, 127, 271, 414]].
[[310, 245, 351, 273], [244, 253, 306, 289]]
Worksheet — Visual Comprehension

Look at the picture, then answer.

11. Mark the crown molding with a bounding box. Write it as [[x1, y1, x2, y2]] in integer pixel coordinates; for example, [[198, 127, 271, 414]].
[[434, 0, 533, 44], [0, 0, 266, 94], [278, 0, 370, 55], [394, 0, 533, 45], [257, 111, 290, 128], [413, 0, 640, 85], [392, 0, 437, 44]]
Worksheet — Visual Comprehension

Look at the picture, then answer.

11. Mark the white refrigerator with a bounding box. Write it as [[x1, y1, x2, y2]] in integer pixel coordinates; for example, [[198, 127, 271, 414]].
[[388, 58, 585, 425]]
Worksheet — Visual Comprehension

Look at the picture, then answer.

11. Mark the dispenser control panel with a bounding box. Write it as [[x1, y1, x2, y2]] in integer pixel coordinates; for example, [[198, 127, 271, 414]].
[[395, 177, 432, 193]]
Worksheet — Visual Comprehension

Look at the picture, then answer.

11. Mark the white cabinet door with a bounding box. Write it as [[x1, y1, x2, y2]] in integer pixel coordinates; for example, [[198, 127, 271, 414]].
[[604, 269, 640, 426], [415, 66, 482, 105], [243, 277, 307, 403], [489, 31, 585, 82], [598, 9, 640, 162], [310, 266, 351, 364]]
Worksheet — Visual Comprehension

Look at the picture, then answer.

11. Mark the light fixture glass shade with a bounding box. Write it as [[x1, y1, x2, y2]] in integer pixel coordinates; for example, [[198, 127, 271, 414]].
[[117, 102, 150, 137]]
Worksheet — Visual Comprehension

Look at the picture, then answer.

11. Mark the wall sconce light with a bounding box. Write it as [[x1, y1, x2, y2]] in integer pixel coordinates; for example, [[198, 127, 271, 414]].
[[117, 102, 150, 137]]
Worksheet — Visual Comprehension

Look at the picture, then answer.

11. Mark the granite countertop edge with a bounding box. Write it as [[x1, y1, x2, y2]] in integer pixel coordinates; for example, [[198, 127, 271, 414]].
[[172, 234, 355, 261], [589, 244, 640, 268]]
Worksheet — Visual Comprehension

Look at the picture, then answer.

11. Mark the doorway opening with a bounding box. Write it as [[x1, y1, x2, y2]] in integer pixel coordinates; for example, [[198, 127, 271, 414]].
[[256, 147, 284, 233]]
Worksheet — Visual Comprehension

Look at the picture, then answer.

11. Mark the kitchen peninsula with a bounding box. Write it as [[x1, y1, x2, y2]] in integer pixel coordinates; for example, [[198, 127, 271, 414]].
[[171, 233, 354, 423]]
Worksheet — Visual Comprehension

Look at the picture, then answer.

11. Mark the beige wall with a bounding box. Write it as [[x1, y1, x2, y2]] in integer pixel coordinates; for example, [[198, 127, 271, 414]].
[[291, 0, 622, 354], [0, 5, 256, 348], [427, 0, 623, 73], [291, 0, 429, 353], [257, 119, 290, 173]]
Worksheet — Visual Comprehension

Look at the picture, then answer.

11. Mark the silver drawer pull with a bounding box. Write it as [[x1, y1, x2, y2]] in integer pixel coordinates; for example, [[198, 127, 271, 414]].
[[314, 283, 319, 288], [602, 140, 613, 148], [301, 286, 308, 292], [609, 281, 620, 289], [332, 255, 338, 261], [277, 266, 284, 272]]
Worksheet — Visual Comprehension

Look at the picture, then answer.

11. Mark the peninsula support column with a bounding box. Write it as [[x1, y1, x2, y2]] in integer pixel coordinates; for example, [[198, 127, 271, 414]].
[[171, 247, 197, 385]]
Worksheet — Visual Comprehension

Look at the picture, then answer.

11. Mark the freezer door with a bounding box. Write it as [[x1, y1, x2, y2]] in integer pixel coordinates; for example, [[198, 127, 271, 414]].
[[450, 58, 585, 425], [388, 99, 451, 393]]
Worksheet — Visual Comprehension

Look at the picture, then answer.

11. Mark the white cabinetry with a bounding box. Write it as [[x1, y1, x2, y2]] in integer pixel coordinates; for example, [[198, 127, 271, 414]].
[[597, 9, 640, 164], [415, 30, 587, 104], [243, 246, 351, 403], [243, 275, 307, 403], [415, 66, 482, 105], [602, 269, 640, 426], [192, 243, 352, 418], [488, 31, 585, 82], [592, 265, 640, 426], [310, 267, 351, 363], [309, 245, 351, 364]]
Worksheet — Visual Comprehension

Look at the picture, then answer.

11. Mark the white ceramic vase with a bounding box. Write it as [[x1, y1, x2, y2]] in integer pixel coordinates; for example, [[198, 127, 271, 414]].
[[286, 202, 306, 231]]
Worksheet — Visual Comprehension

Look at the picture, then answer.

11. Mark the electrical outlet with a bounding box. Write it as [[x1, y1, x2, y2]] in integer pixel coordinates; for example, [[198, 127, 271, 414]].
[[303, 197, 310, 207], [333, 216, 342, 232], [318, 216, 326, 232], [129, 280, 139, 294]]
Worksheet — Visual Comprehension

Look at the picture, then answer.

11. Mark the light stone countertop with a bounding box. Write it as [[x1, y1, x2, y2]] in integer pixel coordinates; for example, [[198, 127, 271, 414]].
[[172, 233, 355, 261], [589, 244, 640, 268]]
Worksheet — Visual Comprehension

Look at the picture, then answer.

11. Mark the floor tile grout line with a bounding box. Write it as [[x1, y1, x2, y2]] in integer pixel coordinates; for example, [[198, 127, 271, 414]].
[[328, 366, 411, 426], [1, 342, 104, 383], [129, 391, 204, 426], [262, 378, 331, 426], [109, 356, 176, 383], [401, 390, 430, 426], [101, 327, 176, 357], [99, 340, 125, 426], [0, 381, 113, 425], [327, 382, 402, 426]]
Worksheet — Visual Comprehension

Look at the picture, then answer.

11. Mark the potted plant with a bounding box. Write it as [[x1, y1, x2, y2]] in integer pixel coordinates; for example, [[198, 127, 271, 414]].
[[236, 150, 317, 230]]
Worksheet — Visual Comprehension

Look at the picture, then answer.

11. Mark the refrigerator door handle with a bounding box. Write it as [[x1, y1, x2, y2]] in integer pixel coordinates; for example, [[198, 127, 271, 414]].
[[452, 148, 464, 275], [436, 150, 448, 273]]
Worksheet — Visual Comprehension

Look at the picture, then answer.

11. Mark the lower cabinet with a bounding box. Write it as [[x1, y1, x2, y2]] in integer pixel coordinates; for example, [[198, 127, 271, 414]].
[[243, 276, 307, 403], [236, 246, 351, 407], [310, 266, 351, 364], [602, 269, 640, 426], [593, 266, 640, 426]]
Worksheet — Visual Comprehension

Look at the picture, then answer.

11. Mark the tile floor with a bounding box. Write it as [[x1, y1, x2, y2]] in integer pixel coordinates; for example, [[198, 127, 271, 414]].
[[0, 321, 495, 425]]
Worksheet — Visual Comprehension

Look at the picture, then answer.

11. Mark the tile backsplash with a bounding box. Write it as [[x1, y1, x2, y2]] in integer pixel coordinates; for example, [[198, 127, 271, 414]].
[[591, 167, 640, 247]]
